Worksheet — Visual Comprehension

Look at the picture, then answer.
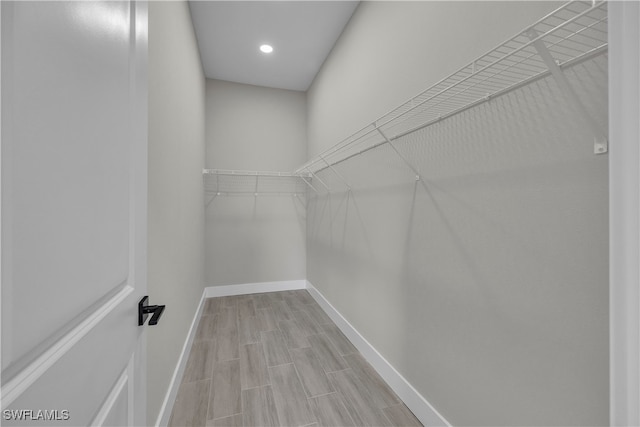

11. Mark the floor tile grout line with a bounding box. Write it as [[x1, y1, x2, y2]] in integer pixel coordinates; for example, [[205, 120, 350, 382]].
[[289, 356, 316, 403], [305, 390, 337, 400], [239, 382, 245, 426], [204, 371, 213, 424], [210, 412, 243, 422], [241, 383, 272, 392]]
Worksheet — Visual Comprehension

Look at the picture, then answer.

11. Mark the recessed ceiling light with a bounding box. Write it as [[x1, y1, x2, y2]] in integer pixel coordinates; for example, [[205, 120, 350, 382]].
[[260, 44, 273, 54]]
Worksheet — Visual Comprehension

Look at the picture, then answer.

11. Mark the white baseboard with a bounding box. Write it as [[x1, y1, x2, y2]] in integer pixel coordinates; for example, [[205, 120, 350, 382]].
[[154, 291, 207, 427], [205, 279, 307, 298], [306, 280, 451, 427]]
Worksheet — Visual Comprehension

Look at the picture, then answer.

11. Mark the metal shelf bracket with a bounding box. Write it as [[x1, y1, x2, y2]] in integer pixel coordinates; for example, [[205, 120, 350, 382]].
[[375, 126, 422, 181], [527, 27, 608, 154], [320, 155, 351, 191], [299, 174, 320, 194], [306, 167, 331, 193]]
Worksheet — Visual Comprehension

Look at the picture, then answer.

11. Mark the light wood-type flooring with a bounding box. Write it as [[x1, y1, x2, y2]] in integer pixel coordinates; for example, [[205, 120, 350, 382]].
[[168, 290, 422, 427]]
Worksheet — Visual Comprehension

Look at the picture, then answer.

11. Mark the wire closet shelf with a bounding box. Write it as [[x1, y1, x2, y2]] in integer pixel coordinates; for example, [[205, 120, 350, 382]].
[[203, 169, 312, 196], [295, 0, 608, 177]]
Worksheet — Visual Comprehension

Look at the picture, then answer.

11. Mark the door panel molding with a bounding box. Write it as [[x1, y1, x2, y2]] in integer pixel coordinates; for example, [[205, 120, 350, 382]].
[[0, 285, 134, 408], [91, 364, 130, 427], [2, 280, 131, 380]]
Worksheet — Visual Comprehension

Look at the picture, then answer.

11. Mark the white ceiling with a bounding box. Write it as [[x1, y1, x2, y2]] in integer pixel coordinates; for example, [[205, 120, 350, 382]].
[[188, 1, 359, 92]]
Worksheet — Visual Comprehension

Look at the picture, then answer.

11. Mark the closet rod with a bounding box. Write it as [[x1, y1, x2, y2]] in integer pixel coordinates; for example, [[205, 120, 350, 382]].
[[203, 168, 311, 178]]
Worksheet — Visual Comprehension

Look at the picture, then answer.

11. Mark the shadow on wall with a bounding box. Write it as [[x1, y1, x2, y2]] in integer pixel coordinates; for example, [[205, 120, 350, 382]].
[[306, 55, 608, 426]]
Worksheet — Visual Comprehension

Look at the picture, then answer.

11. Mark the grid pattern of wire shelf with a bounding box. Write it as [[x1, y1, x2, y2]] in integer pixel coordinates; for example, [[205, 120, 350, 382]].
[[295, 0, 608, 176], [203, 169, 310, 196]]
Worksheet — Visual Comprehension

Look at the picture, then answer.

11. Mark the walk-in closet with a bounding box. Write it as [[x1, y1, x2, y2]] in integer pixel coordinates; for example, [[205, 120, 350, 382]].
[[170, 1, 612, 425]]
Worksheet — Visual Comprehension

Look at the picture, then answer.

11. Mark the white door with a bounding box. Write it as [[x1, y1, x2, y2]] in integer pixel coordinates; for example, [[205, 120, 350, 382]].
[[1, 1, 148, 426]]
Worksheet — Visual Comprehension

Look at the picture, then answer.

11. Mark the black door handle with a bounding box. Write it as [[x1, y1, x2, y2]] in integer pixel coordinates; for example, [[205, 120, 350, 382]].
[[138, 296, 166, 326]]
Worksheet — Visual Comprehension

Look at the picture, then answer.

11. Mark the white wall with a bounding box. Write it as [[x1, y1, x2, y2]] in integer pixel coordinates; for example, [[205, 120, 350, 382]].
[[147, 1, 205, 422], [205, 79, 306, 286], [307, 1, 608, 425]]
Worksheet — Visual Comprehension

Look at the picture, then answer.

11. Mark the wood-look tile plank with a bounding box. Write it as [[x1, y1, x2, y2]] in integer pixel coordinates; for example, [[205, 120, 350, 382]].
[[267, 291, 285, 303], [327, 370, 392, 427], [322, 324, 357, 356], [261, 330, 292, 367], [239, 314, 261, 345], [212, 310, 239, 361], [204, 298, 224, 315], [221, 295, 241, 307], [278, 320, 310, 349], [238, 298, 257, 318], [195, 315, 216, 341], [213, 331, 239, 362], [307, 334, 347, 373], [239, 343, 270, 389], [242, 386, 280, 427], [383, 404, 422, 427], [169, 379, 210, 427], [291, 289, 316, 305], [252, 293, 272, 309], [268, 363, 316, 426], [308, 393, 356, 427], [305, 303, 333, 325], [256, 308, 279, 331], [207, 414, 242, 427], [343, 353, 400, 407], [282, 291, 307, 312], [215, 307, 238, 331], [182, 340, 214, 383], [208, 359, 241, 420], [292, 310, 324, 336], [289, 347, 334, 398], [222, 294, 251, 307], [271, 300, 295, 321]]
